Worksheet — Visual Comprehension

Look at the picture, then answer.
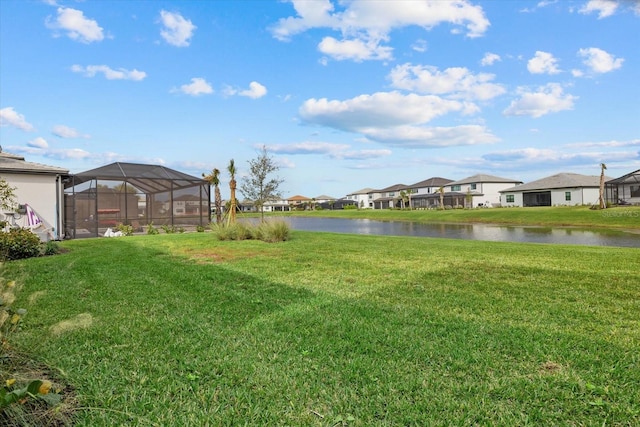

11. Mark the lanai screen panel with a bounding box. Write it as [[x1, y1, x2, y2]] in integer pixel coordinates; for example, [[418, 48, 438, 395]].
[[64, 162, 210, 238]]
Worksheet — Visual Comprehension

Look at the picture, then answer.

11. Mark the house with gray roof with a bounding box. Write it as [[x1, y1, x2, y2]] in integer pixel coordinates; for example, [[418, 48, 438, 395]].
[[371, 184, 407, 209], [500, 172, 611, 207], [0, 150, 69, 240], [406, 177, 453, 209], [446, 174, 523, 208]]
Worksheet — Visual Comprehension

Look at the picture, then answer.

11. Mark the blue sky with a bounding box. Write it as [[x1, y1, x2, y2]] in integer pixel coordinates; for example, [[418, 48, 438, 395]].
[[1, 0, 638, 199]]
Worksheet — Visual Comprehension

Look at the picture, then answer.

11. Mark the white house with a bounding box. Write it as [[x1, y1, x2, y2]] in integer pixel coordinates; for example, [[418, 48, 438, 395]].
[[0, 150, 68, 241], [500, 173, 611, 207], [446, 174, 523, 208], [345, 188, 375, 209], [406, 177, 453, 209]]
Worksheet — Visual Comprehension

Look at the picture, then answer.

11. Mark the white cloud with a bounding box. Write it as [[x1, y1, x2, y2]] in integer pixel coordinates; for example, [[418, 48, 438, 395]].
[[362, 124, 499, 147], [52, 124, 89, 138], [174, 77, 213, 96], [480, 52, 501, 66], [159, 10, 196, 47], [28, 137, 49, 149], [299, 91, 497, 147], [239, 81, 267, 99], [578, 47, 624, 73], [300, 91, 471, 131], [71, 64, 147, 81], [503, 83, 577, 118], [412, 39, 428, 53], [527, 51, 561, 74], [45, 7, 104, 43], [388, 64, 506, 101], [566, 139, 640, 148], [0, 107, 35, 132], [318, 36, 393, 61], [579, 0, 618, 18], [271, 0, 490, 61], [267, 141, 391, 160]]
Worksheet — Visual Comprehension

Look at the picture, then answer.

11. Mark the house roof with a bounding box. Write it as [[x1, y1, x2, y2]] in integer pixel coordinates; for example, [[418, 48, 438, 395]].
[[408, 177, 453, 188], [606, 169, 640, 185], [68, 162, 205, 194], [348, 187, 375, 195], [0, 151, 69, 175], [377, 183, 407, 192], [448, 174, 522, 186], [314, 194, 336, 200], [500, 173, 612, 193], [287, 195, 311, 202]]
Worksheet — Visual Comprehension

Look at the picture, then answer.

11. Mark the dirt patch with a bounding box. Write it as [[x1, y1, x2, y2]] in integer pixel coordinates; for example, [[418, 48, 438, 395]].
[[539, 360, 563, 374], [179, 248, 268, 264]]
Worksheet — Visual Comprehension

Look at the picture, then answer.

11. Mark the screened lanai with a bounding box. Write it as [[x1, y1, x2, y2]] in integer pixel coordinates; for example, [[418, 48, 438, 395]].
[[63, 162, 210, 239], [605, 169, 640, 205]]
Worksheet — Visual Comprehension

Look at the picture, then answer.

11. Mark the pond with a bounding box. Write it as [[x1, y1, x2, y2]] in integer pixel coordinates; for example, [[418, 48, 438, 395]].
[[274, 217, 640, 248]]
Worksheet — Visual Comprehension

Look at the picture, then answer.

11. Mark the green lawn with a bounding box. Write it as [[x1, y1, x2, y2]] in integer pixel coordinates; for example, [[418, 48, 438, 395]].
[[4, 231, 640, 425], [268, 205, 640, 230]]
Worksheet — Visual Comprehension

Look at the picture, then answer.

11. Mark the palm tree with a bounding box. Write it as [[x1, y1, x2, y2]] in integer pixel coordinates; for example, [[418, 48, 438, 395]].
[[203, 168, 222, 224], [599, 163, 607, 209], [399, 190, 408, 209], [227, 159, 237, 224], [407, 189, 414, 210], [438, 186, 445, 209]]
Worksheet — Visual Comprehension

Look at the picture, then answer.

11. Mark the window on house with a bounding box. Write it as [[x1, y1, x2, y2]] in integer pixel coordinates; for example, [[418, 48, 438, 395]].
[[470, 183, 477, 190], [506, 194, 514, 203], [451, 185, 461, 191], [631, 185, 640, 197], [388, 192, 395, 197], [565, 192, 571, 201]]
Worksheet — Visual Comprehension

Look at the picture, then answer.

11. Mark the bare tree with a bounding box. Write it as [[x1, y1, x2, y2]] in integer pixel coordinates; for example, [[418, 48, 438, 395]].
[[599, 163, 607, 209], [239, 146, 284, 222]]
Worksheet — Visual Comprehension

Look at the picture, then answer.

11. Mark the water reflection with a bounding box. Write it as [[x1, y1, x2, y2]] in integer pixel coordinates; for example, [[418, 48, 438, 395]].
[[274, 217, 640, 248]]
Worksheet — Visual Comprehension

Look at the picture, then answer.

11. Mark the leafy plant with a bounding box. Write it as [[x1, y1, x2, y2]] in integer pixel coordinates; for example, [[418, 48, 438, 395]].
[[115, 223, 134, 236], [0, 228, 42, 261], [161, 224, 177, 234], [196, 225, 206, 233], [41, 240, 60, 256], [146, 223, 159, 235]]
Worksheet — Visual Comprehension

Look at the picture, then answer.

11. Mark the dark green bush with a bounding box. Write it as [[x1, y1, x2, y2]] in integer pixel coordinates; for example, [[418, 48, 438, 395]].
[[0, 229, 42, 261], [42, 240, 60, 256]]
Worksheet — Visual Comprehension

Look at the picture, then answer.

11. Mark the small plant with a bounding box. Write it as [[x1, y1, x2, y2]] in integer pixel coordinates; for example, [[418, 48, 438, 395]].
[[196, 225, 206, 233], [0, 228, 42, 261], [115, 223, 134, 236], [41, 240, 60, 256], [161, 224, 178, 234], [146, 223, 159, 235]]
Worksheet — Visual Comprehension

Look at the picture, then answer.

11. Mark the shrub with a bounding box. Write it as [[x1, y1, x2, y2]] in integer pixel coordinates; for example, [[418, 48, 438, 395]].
[[161, 224, 178, 234], [0, 229, 42, 261], [196, 225, 206, 233], [41, 240, 60, 256], [115, 223, 134, 236], [146, 223, 159, 235], [256, 220, 290, 242], [211, 221, 289, 243]]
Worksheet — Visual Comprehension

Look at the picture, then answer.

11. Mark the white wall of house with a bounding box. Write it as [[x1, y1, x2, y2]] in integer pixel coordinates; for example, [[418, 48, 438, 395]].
[[448, 182, 519, 207], [501, 187, 601, 207], [2, 172, 63, 240], [346, 192, 373, 209]]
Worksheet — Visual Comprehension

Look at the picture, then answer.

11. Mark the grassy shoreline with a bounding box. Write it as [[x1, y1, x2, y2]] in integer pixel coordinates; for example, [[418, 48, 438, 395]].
[[260, 205, 640, 230], [4, 231, 639, 425]]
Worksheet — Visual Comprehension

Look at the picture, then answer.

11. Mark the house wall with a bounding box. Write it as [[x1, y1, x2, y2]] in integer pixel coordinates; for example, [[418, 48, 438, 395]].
[[2, 172, 62, 240], [449, 182, 520, 207], [501, 187, 601, 207]]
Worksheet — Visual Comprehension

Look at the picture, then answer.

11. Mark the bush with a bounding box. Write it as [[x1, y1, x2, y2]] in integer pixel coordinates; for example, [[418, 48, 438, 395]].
[[211, 220, 289, 243], [42, 240, 60, 256], [146, 223, 160, 235], [115, 223, 134, 236], [256, 220, 290, 242], [0, 229, 42, 261]]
